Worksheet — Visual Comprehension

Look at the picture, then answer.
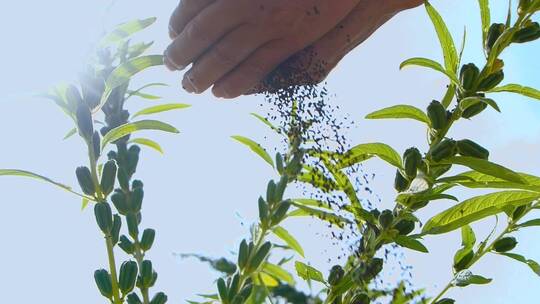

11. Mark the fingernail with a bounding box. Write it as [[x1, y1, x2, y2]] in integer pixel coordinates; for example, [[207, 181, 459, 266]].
[[213, 86, 232, 99], [182, 74, 199, 94], [163, 49, 185, 71]]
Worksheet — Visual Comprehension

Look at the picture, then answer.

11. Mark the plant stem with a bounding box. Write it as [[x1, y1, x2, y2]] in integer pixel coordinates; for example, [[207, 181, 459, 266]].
[[430, 282, 453, 304], [133, 241, 150, 304], [106, 236, 122, 304]]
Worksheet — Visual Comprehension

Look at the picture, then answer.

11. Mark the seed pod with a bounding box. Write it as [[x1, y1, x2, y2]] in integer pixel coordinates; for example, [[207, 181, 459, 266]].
[[427, 100, 448, 130], [394, 170, 410, 192], [485, 23, 505, 54], [126, 213, 139, 238], [258, 197, 269, 224], [117, 169, 130, 191], [228, 274, 240, 301], [76, 166, 95, 196], [351, 292, 370, 304], [249, 242, 272, 271], [513, 22, 540, 43], [328, 265, 345, 286], [140, 229, 156, 251], [140, 260, 153, 288], [238, 239, 249, 269], [111, 215, 121, 245], [94, 203, 113, 234], [457, 139, 490, 159], [94, 269, 113, 299], [127, 145, 141, 176], [119, 235, 135, 254], [266, 180, 276, 204], [430, 139, 457, 162], [453, 249, 474, 271], [126, 293, 143, 304], [271, 200, 292, 225], [274, 175, 288, 202], [276, 153, 284, 174], [512, 205, 528, 220], [461, 102, 488, 119], [403, 147, 422, 179], [150, 292, 167, 304], [149, 271, 158, 287], [111, 191, 129, 215], [493, 237, 518, 252], [132, 180, 143, 189], [119, 261, 138, 294], [394, 220, 415, 235], [378, 210, 394, 229], [236, 284, 253, 302], [100, 160, 117, 196], [217, 278, 228, 302], [76, 103, 94, 140], [459, 63, 480, 91], [92, 131, 101, 158], [367, 258, 384, 279], [477, 70, 504, 91], [130, 187, 144, 213], [435, 299, 455, 304]]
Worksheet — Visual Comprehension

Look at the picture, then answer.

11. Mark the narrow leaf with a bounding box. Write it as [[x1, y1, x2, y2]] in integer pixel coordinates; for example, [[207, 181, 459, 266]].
[[63, 128, 77, 140], [478, 0, 491, 46], [99, 17, 157, 46], [395, 235, 429, 253], [262, 263, 295, 285], [126, 83, 168, 100], [132, 103, 191, 118], [289, 202, 349, 228], [128, 138, 164, 154], [425, 1, 458, 72], [272, 226, 305, 257], [0, 169, 89, 199], [499, 253, 540, 276], [459, 97, 500, 113], [102, 120, 179, 148], [231, 136, 274, 168], [455, 171, 540, 192], [338, 143, 402, 169], [400, 57, 459, 85], [489, 84, 540, 101], [441, 156, 525, 184], [365, 105, 430, 124], [518, 219, 540, 228], [250, 113, 279, 132], [294, 261, 325, 284]]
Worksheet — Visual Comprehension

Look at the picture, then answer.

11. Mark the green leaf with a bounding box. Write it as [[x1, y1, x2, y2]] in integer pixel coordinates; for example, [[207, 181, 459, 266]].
[[338, 143, 402, 169], [518, 219, 540, 228], [461, 225, 476, 248], [297, 166, 339, 192], [231, 136, 274, 168], [126, 83, 168, 100], [255, 272, 279, 287], [128, 41, 154, 58], [63, 128, 77, 140], [400, 57, 459, 85], [441, 156, 525, 184], [289, 202, 349, 228], [478, 0, 491, 47], [99, 17, 157, 46], [459, 97, 500, 113], [394, 235, 429, 253], [365, 105, 430, 124], [454, 171, 540, 192], [441, 84, 457, 108], [250, 113, 279, 132], [454, 270, 492, 286], [291, 199, 331, 210], [81, 197, 90, 210], [498, 253, 540, 276], [423, 191, 540, 234], [102, 120, 179, 149], [489, 84, 540, 101], [126, 91, 161, 100], [128, 138, 164, 154], [0, 169, 89, 199], [262, 263, 295, 285], [294, 261, 325, 284], [272, 226, 305, 258], [425, 1, 458, 72], [132, 103, 191, 118]]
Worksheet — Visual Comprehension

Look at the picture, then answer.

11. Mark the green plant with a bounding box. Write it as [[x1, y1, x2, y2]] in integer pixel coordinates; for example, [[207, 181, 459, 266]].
[[0, 18, 189, 304]]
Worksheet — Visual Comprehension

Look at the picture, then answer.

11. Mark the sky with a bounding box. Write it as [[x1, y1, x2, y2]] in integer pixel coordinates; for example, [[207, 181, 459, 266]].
[[0, 0, 539, 303]]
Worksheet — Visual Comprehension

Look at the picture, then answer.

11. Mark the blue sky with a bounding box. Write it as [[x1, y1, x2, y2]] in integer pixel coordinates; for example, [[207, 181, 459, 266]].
[[0, 1, 539, 303]]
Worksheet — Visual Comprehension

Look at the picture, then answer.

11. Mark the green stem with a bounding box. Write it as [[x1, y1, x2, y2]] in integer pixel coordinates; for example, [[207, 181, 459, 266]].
[[430, 282, 453, 304], [133, 241, 150, 304], [106, 236, 122, 304]]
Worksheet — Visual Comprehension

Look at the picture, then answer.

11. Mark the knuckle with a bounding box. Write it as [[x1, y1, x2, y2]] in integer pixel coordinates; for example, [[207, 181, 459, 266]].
[[184, 22, 208, 45], [209, 43, 238, 67]]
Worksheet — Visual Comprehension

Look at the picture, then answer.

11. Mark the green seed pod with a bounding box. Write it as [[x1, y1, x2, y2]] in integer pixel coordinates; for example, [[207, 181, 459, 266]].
[[403, 147, 422, 179], [76, 103, 94, 140], [271, 200, 292, 225], [477, 70, 504, 91], [370, 209, 381, 219], [367, 258, 384, 280], [427, 100, 448, 130], [100, 160, 117, 196], [351, 292, 370, 304], [140, 260, 153, 288], [238, 239, 249, 270], [485, 23, 505, 54], [512, 205, 528, 220], [394, 220, 415, 235], [266, 180, 277, 204], [258, 197, 269, 224], [453, 250, 474, 271], [236, 284, 253, 302], [130, 187, 144, 213], [249, 242, 272, 271], [117, 169, 130, 191], [119, 261, 138, 294], [461, 102, 488, 119], [94, 203, 113, 234], [430, 139, 457, 162], [92, 131, 101, 158], [513, 22, 540, 43], [457, 139, 490, 159], [217, 278, 228, 302], [94, 269, 113, 299], [111, 191, 129, 215], [435, 299, 455, 304], [119, 235, 135, 254], [276, 153, 284, 174], [127, 145, 141, 176], [76, 166, 95, 196], [126, 293, 143, 304], [274, 175, 288, 202], [149, 271, 158, 287], [378, 210, 394, 229], [493, 237, 518, 252], [327, 265, 345, 286], [394, 170, 411, 192], [140, 229, 156, 251], [126, 213, 139, 238], [111, 215, 121, 245], [132, 180, 143, 189], [150, 292, 167, 304], [228, 274, 240, 301], [459, 63, 480, 91]]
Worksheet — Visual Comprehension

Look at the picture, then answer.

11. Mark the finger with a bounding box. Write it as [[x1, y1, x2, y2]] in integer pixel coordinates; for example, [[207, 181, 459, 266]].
[[165, 0, 246, 71], [212, 40, 300, 99], [182, 25, 272, 94], [168, 0, 215, 39]]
